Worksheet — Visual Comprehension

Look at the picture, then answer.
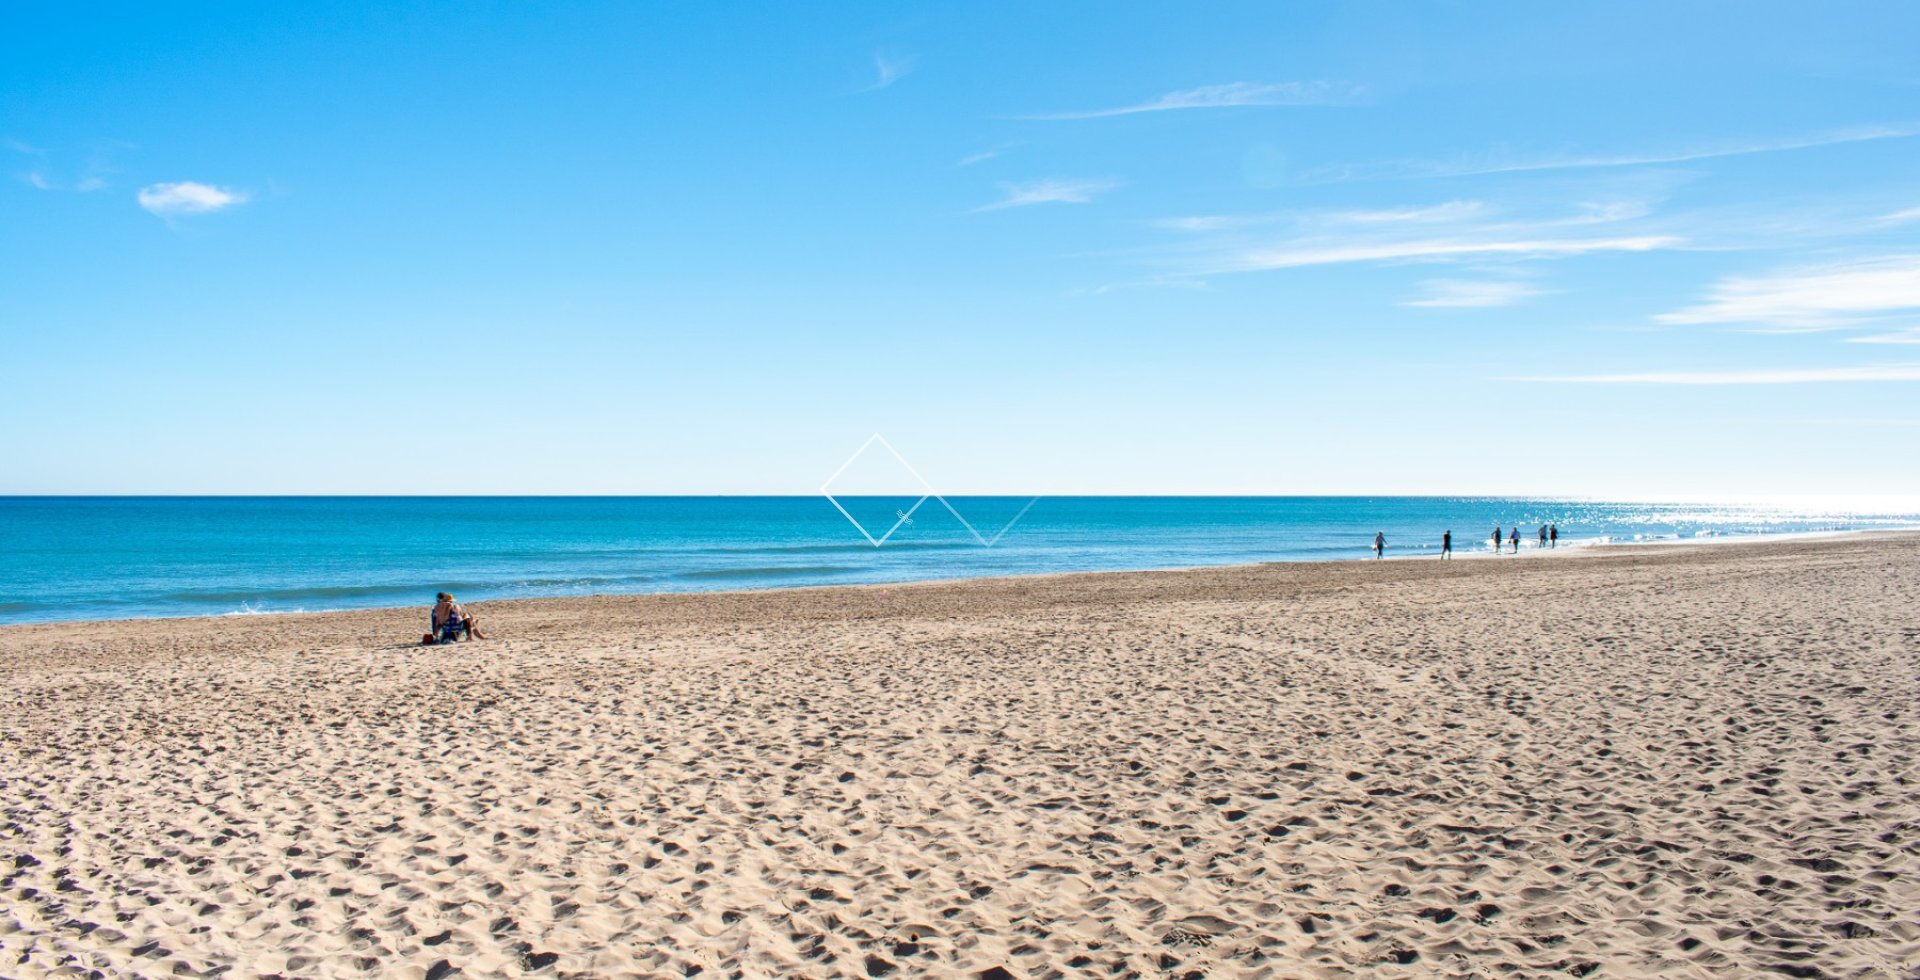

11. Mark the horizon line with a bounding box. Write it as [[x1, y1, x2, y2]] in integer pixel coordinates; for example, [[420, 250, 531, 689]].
[[6, 491, 1920, 507]]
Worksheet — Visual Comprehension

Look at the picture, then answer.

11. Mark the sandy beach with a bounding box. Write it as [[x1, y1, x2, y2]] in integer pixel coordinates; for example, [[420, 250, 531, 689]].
[[2, 534, 1917, 978]]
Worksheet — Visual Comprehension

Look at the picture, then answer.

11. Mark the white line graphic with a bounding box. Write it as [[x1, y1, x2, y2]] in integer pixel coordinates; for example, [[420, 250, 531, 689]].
[[820, 433, 1042, 548]]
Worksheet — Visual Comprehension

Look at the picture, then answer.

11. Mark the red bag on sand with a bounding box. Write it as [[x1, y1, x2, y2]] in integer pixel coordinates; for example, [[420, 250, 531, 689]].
[[422, 633, 436, 645]]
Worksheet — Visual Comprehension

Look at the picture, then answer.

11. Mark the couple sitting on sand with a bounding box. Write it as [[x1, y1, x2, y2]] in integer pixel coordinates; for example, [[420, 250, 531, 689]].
[[423, 592, 487, 644]]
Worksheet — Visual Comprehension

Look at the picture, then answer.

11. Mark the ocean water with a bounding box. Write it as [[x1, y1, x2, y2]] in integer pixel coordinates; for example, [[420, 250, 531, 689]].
[[1, 496, 1916, 625]]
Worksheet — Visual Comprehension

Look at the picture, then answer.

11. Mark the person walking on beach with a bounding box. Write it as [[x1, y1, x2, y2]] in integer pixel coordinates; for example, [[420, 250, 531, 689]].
[[1441, 530, 1452, 559], [1550, 524, 1558, 548], [1373, 531, 1386, 559], [1509, 527, 1520, 553]]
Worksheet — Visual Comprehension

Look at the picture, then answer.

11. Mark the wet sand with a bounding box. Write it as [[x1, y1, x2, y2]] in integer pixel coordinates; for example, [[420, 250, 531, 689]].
[[2, 534, 1917, 977]]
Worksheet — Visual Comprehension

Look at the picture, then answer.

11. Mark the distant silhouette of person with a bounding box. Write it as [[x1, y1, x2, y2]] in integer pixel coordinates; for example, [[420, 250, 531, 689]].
[[1441, 530, 1452, 559], [1493, 526, 1502, 553], [1550, 524, 1558, 548], [1373, 531, 1386, 559], [1509, 527, 1520, 553], [1539, 524, 1549, 548]]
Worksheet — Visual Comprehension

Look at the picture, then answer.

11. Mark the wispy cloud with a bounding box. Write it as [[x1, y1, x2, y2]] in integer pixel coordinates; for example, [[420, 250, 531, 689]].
[[1073, 278, 1210, 297], [1219, 235, 1676, 273], [10, 139, 117, 192], [975, 177, 1119, 212], [1339, 201, 1486, 223], [1125, 185, 1917, 292], [1305, 123, 1920, 183], [23, 172, 109, 191], [1791, 416, 1920, 427], [1151, 213, 1271, 233], [1133, 195, 1687, 282], [1153, 200, 1486, 233], [958, 143, 1017, 167], [1846, 326, 1920, 345], [1657, 254, 1920, 331], [1018, 81, 1362, 121], [1879, 205, 1920, 224], [1568, 200, 1657, 224], [858, 53, 916, 92], [1403, 278, 1546, 308], [1509, 364, 1920, 384], [137, 181, 250, 216], [20, 171, 107, 192]]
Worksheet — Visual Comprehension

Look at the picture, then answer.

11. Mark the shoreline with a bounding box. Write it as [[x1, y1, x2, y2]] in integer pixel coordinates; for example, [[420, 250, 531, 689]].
[[6, 525, 1917, 633]]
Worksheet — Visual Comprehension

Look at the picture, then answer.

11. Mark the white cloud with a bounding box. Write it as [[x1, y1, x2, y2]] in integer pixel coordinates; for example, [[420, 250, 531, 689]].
[[10, 140, 119, 192], [1509, 364, 1920, 384], [975, 178, 1119, 212], [1152, 213, 1267, 233], [1657, 255, 1920, 330], [1878, 205, 1920, 224], [1568, 200, 1655, 224], [1020, 81, 1362, 120], [1847, 326, 1920, 344], [23, 170, 110, 193], [137, 181, 249, 215], [1152, 200, 1485, 234], [1137, 197, 1683, 280], [14, 144, 103, 192], [1305, 123, 1920, 183], [1074, 278, 1210, 297], [1337, 201, 1485, 223], [1403, 279, 1545, 308], [860, 53, 916, 92], [1222, 235, 1676, 272], [958, 144, 1016, 167]]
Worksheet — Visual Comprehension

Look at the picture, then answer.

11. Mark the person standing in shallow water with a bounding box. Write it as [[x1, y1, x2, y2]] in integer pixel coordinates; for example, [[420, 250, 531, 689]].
[[1373, 531, 1386, 559], [1510, 527, 1521, 553], [1550, 524, 1558, 548], [1539, 524, 1549, 548], [1441, 529, 1452, 559], [1493, 526, 1502, 553]]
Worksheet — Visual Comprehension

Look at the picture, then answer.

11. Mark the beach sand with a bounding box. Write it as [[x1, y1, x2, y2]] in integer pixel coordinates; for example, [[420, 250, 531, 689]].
[[2, 534, 1917, 977]]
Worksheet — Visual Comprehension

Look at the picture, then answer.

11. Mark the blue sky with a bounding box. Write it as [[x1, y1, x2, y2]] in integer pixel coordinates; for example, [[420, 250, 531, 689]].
[[4, 2, 1918, 497]]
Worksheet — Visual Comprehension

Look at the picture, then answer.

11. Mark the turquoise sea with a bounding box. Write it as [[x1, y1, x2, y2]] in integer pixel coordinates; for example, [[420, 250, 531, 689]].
[[1, 496, 1915, 625]]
